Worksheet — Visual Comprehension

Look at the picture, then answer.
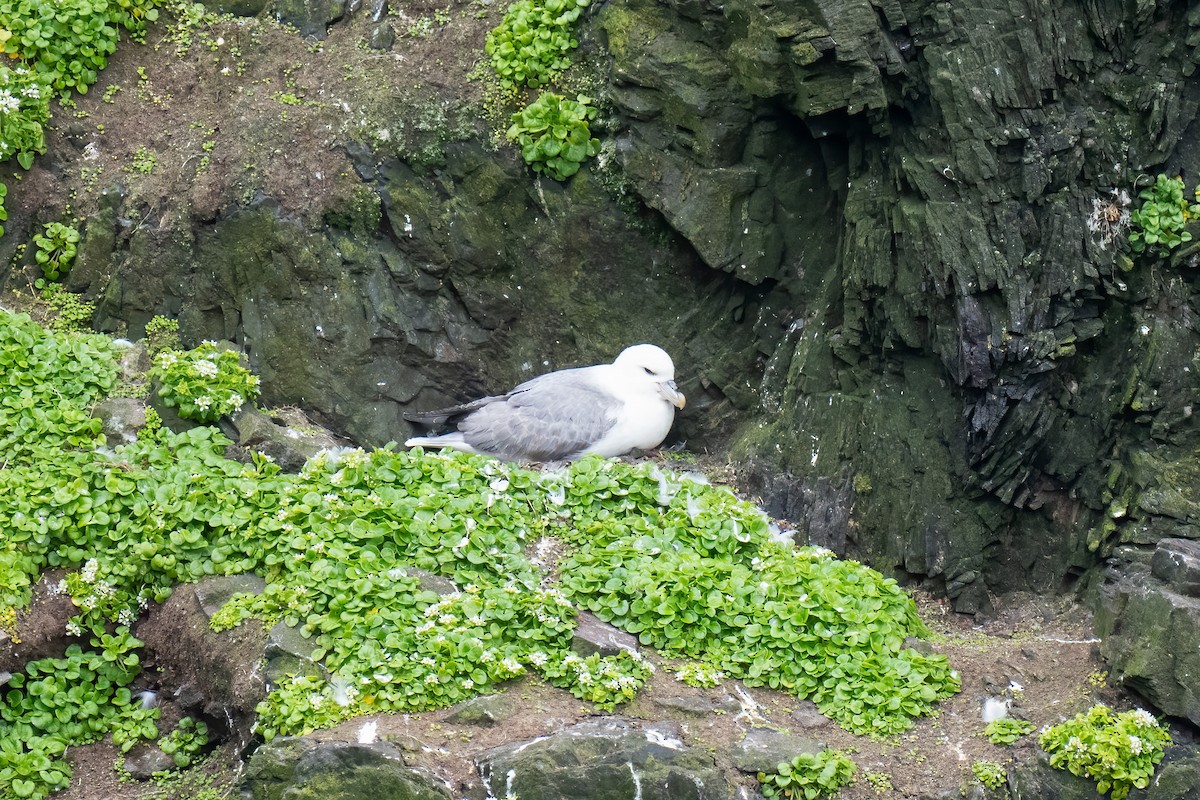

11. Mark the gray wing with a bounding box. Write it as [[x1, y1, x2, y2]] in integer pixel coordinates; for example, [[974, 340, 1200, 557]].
[[403, 395, 504, 429], [458, 369, 618, 461]]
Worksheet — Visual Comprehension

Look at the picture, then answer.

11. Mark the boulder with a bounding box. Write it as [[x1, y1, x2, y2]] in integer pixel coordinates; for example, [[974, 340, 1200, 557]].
[[1008, 745, 1200, 800], [476, 717, 733, 800], [727, 727, 824, 775], [242, 738, 451, 800], [1095, 544, 1200, 726]]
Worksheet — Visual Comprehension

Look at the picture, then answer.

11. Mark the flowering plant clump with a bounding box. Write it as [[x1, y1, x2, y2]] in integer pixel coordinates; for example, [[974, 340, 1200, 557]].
[[0, 62, 49, 170], [673, 661, 725, 688], [150, 341, 260, 422], [1039, 705, 1172, 800], [540, 649, 654, 710]]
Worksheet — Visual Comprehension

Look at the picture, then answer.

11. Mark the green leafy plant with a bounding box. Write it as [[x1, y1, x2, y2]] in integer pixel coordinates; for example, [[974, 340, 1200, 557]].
[[39, 282, 95, 333], [757, 749, 856, 799], [985, 717, 1035, 744], [1039, 705, 1172, 800], [1129, 174, 1200, 257], [971, 759, 1006, 789], [539, 650, 653, 710], [158, 716, 208, 769], [0, 62, 50, 170], [555, 460, 961, 737], [673, 661, 725, 688], [144, 314, 181, 355], [33, 222, 80, 282], [149, 341, 260, 422], [485, 0, 589, 89], [0, 734, 71, 800], [506, 93, 599, 181], [131, 145, 157, 173], [0, 628, 146, 800], [111, 704, 160, 753], [0, 0, 160, 97]]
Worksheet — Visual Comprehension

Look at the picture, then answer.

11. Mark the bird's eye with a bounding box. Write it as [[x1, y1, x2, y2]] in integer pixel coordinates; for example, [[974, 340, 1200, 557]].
[[643, 367, 654, 375]]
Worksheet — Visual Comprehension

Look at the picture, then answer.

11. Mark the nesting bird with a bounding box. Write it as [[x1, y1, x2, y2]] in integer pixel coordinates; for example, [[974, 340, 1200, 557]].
[[403, 344, 686, 462]]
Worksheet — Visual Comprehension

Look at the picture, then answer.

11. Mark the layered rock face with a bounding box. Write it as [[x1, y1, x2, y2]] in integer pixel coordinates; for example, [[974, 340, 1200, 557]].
[[592, 0, 1200, 611]]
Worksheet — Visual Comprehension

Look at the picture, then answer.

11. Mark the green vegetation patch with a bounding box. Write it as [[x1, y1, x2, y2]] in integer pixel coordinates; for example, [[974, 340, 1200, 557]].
[[507, 92, 600, 181], [556, 460, 961, 736], [758, 749, 856, 799], [1129, 174, 1200, 258], [0, 308, 960, 796], [1039, 705, 1172, 800], [485, 0, 590, 90]]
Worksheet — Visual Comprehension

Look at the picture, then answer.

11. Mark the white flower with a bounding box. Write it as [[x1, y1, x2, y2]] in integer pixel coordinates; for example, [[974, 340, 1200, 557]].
[[529, 651, 549, 667], [193, 359, 219, 378], [1131, 708, 1158, 728], [424, 673, 440, 685], [0, 89, 19, 114], [227, 392, 244, 411], [463, 678, 475, 690], [65, 620, 82, 637], [157, 351, 178, 369], [194, 396, 213, 411], [81, 558, 99, 582], [1128, 735, 1143, 755], [20, 85, 39, 99]]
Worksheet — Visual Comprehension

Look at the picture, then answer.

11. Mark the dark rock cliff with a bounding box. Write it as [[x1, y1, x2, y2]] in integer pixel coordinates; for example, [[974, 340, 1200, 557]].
[[591, 0, 1200, 612]]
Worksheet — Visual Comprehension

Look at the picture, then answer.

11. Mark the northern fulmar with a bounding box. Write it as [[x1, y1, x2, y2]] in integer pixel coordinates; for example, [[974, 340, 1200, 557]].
[[403, 344, 686, 462]]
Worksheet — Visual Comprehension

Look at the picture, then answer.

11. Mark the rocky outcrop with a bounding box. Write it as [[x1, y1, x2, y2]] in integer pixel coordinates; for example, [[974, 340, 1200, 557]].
[[593, 0, 1200, 610], [1009, 746, 1200, 800], [242, 739, 452, 800], [476, 718, 732, 800], [1095, 538, 1200, 727]]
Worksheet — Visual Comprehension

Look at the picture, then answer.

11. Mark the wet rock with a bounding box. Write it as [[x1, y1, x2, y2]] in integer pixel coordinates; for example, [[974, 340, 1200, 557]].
[[367, 22, 394, 50], [94, 397, 147, 444], [265, 620, 326, 687], [445, 694, 518, 726], [571, 610, 640, 657], [651, 692, 740, 716], [788, 700, 830, 729], [273, 0, 348, 38], [476, 717, 732, 800], [242, 738, 451, 800], [194, 574, 268, 619], [136, 576, 270, 752], [123, 743, 177, 779], [1150, 539, 1200, 596], [199, 0, 271, 17], [220, 405, 347, 472], [727, 727, 823, 774]]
